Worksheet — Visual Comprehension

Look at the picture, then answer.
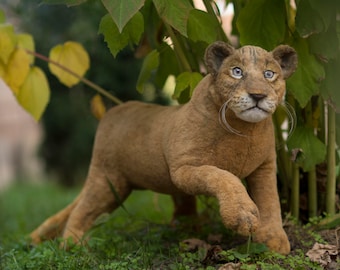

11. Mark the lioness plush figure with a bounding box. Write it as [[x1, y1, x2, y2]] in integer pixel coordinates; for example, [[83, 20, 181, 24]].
[[30, 41, 297, 255]]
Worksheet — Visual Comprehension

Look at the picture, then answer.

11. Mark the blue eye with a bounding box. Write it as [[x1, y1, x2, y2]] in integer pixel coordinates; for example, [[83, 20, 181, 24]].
[[264, 70, 274, 79], [231, 67, 243, 78]]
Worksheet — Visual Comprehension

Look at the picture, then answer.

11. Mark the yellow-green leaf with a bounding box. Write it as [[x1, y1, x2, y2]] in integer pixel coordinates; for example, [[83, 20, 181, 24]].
[[0, 24, 16, 64], [48, 41, 90, 87], [17, 33, 35, 64], [16, 66, 50, 121], [5, 48, 30, 95], [91, 94, 106, 120]]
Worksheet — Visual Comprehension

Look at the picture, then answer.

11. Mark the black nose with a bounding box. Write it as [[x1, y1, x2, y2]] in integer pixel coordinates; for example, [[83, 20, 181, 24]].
[[249, 93, 266, 102]]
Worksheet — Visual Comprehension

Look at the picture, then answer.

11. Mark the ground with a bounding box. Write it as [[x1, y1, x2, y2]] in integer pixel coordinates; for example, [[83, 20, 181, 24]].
[[0, 182, 339, 269]]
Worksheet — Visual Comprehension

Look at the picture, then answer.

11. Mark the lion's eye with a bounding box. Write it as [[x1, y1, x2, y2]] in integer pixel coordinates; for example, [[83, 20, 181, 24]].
[[231, 67, 243, 79], [264, 70, 274, 79]]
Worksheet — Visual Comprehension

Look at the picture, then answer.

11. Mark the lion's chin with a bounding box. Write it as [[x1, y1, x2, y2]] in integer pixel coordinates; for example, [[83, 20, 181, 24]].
[[236, 107, 271, 123]]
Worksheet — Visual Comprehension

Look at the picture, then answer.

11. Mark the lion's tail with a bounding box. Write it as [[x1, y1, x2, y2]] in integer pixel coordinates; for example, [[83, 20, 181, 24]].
[[29, 194, 82, 244]]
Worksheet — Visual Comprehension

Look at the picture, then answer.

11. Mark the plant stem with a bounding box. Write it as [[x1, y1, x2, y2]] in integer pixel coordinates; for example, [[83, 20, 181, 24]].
[[202, 0, 229, 42], [291, 163, 300, 219], [25, 49, 123, 105], [164, 23, 192, 72], [308, 169, 317, 218], [326, 104, 336, 215]]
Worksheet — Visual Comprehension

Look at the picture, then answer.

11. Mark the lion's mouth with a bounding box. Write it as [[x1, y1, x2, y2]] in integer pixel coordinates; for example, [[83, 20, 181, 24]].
[[245, 106, 269, 113]]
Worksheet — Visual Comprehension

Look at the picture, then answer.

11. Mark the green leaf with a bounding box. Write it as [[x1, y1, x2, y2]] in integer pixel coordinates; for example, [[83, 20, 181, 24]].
[[287, 126, 326, 171], [321, 57, 340, 110], [309, 18, 339, 61], [154, 43, 180, 89], [236, 0, 286, 50], [287, 37, 325, 108], [16, 67, 50, 121], [295, 0, 334, 38], [42, 0, 87, 6], [136, 50, 159, 93], [187, 9, 219, 44], [99, 12, 144, 57], [173, 72, 203, 99], [101, 0, 145, 33], [153, 0, 193, 37]]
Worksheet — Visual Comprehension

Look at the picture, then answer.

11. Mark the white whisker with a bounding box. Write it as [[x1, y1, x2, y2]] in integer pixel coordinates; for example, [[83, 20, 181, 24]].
[[219, 101, 245, 136]]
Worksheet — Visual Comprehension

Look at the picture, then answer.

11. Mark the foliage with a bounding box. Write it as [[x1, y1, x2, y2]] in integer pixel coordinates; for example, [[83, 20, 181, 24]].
[[0, 0, 339, 219]]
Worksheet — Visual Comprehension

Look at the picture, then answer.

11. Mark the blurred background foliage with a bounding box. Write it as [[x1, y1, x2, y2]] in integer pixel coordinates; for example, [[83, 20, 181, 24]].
[[2, 0, 170, 186]]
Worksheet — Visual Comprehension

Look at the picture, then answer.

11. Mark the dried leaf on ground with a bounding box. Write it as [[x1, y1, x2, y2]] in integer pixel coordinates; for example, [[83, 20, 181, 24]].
[[180, 238, 211, 252], [306, 243, 338, 267], [218, 262, 241, 270]]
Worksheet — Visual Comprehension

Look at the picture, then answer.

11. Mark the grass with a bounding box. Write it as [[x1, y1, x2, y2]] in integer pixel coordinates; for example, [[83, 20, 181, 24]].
[[0, 182, 332, 269]]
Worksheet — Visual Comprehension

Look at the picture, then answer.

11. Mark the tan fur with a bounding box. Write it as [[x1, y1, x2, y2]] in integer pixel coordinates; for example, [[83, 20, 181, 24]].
[[30, 42, 297, 254]]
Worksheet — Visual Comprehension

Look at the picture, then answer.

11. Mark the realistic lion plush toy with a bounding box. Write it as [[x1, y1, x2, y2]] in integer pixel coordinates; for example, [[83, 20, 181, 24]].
[[30, 41, 297, 255]]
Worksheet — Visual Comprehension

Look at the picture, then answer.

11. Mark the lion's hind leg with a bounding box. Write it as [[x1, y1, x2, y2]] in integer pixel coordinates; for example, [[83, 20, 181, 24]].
[[61, 169, 131, 245], [30, 194, 81, 244]]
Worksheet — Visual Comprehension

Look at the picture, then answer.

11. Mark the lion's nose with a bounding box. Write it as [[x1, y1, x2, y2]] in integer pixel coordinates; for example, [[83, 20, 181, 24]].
[[249, 93, 266, 102]]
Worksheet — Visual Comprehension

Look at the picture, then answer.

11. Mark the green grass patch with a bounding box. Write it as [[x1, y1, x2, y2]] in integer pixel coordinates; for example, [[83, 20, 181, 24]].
[[0, 182, 329, 269]]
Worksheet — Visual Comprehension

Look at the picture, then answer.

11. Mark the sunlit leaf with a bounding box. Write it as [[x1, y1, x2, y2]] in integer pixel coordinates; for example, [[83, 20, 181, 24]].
[[173, 72, 203, 99], [16, 67, 50, 121], [4, 48, 30, 95], [187, 9, 219, 44], [153, 0, 193, 37], [48, 41, 90, 87], [0, 24, 16, 64], [17, 33, 35, 64], [91, 94, 106, 120], [287, 126, 326, 171], [136, 50, 159, 93], [236, 0, 286, 50], [101, 0, 145, 33], [287, 37, 325, 108], [99, 12, 144, 57]]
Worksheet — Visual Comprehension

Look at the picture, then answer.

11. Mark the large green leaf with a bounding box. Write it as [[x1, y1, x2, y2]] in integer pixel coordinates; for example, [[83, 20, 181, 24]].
[[321, 57, 340, 111], [136, 50, 159, 93], [153, 0, 193, 37], [236, 0, 286, 50], [309, 20, 339, 61], [187, 9, 219, 44], [295, 0, 334, 38], [286, 37, 325, 108], [101, 0, 145, 33], [287, 126, 326, 171], [99, 12, 144, 57]]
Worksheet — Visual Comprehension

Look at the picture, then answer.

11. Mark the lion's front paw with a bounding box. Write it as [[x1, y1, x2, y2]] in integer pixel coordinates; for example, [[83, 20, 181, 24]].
[[219, 197, 260, 236], [253, 226, 290, 255]]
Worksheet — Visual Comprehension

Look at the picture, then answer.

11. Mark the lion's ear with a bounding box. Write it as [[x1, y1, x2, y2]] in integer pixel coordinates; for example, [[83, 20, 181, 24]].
[[272, 45, 298, 79], [205, 41, 235, 77]]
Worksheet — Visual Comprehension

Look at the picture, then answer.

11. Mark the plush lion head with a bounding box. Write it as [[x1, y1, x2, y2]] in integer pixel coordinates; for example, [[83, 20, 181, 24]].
[[205, 42, 297, 123]]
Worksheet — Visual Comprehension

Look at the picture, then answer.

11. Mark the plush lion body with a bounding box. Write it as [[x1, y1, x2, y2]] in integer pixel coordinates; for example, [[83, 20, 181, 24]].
[[30, 42, 297, 255]]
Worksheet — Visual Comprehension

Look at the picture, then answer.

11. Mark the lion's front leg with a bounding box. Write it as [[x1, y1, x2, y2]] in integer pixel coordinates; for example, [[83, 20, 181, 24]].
[[247, 159, 290, 255], [171, 165, 259, 236]]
